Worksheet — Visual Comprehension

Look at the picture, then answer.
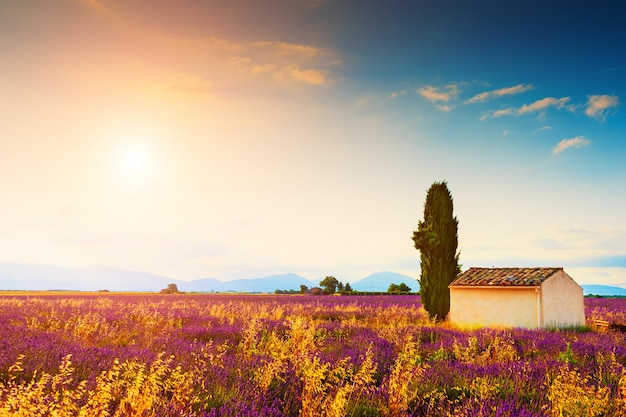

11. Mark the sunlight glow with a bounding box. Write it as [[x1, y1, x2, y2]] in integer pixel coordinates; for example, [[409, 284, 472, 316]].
[[115, 141, 153, 183], [121, 147, 148, 174]]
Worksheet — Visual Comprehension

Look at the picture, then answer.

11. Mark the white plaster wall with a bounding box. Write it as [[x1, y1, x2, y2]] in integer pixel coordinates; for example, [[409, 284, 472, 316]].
[[449, 287, 538, 329], [540, 270, 585, 328]]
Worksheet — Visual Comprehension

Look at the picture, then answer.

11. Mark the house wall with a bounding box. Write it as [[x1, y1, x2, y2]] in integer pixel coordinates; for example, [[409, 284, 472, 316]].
[[449, 287, 538, 329], [540, 270, 585, 328]]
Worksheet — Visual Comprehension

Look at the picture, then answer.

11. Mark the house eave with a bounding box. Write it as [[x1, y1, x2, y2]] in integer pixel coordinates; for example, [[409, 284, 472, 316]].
[[449, 285, 541, 290]]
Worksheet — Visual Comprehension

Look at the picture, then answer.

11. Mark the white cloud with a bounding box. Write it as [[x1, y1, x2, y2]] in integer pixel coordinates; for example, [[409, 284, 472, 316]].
[[533, 126, 552, 133], [252, 41, 325, 58], [169, 36, 339, 87], [533, 125, 552, 134], [492, 108, 514, 117], [534, 228, 626, 264], [482, 97, 570, 120], [417, 84, 459, 102], [355, 95, 375, 106], [585, 94, 619, 120], [518, 97, 570, 114], [389, 90, 406, 99], [552, 136, 590, 154], [436, 104, 454, 112], [251, 64, 276, 74], [284, 66, 329, 85], [568, 267, 626, 287], [464, 83, 534, 104]]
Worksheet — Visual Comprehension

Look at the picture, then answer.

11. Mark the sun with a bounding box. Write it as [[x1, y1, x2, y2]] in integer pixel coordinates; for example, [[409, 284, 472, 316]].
[[116, 142, 153, 183], [121, 147, 148, 175], [105, 124, 163, 186]]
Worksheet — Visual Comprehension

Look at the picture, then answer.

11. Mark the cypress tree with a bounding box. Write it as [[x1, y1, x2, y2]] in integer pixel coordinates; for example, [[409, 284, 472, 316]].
[[412, 181, 460, 321]]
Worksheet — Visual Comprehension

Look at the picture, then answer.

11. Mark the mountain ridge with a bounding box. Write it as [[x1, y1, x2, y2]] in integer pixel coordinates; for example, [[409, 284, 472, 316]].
[[0, 263, 417, 293], [1, 262, 624, 295], [581, 284, 626, 296]]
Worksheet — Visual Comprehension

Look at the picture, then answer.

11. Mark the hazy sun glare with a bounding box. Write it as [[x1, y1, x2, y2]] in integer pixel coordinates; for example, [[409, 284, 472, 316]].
[[110, 128, 160, 185], [121, 146, 149, 176]]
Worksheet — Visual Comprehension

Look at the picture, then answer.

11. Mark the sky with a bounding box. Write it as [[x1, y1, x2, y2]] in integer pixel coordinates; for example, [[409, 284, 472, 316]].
[[1, 0, 625, 286]]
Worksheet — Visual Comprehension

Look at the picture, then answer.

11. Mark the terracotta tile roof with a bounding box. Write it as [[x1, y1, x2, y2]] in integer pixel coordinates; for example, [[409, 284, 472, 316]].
[[450, 267, 563, 287]]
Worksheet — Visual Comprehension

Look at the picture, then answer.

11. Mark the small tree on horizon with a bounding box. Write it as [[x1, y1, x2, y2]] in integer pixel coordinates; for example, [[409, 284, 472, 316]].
[[319, 276, 339, 294], [412, 181, 460, 321], [388, 283, 411, 293]]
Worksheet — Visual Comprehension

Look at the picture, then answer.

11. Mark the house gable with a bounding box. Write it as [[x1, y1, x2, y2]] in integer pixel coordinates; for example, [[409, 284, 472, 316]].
[[540, 270, 585, 327]]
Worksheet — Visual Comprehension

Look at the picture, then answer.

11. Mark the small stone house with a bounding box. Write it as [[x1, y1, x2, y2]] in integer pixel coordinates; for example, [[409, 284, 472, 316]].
[[309, 287, 324, 295], [448, 267, 585, 329]]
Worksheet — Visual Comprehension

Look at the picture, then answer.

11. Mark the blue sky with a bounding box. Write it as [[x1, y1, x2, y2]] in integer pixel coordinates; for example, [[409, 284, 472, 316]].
[[0, 0, 624, 285]]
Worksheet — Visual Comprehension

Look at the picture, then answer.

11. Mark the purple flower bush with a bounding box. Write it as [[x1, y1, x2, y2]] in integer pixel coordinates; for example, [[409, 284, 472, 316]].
[[1, 293, 625, 416]]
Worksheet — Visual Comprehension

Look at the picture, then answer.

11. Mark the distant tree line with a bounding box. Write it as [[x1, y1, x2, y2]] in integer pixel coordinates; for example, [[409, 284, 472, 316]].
[[275, 276, 354, 295], [319, 276, 353, 294], [387, 282, 412, 293], [275, 277, 416, 296]]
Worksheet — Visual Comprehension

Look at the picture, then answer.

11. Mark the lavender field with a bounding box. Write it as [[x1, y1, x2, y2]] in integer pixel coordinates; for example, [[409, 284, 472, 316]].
[[1, 293, 625, 416]]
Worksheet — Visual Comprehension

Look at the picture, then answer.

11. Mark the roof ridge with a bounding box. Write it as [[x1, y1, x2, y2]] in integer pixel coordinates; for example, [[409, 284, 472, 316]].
[[451, 267, 563, 287], [465, 267, 563, 269]]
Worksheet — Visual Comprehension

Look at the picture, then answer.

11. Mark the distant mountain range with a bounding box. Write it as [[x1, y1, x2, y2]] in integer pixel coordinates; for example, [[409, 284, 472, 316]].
[[1, 262, 624, 295], [0, 263, 174, 292], [581, 284, 626, 297], [0, 263, 418, 293], [348, 271, 418, 292]]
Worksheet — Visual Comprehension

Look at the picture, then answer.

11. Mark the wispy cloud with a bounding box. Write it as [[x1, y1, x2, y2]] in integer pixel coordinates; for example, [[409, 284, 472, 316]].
[[533, 126, 552, 133], [436, 104, 454, 112], [518, 97, 570, 114], [251, 64, 276, 74], [585, 94, 619, 120], [464, 83, 534, 104], [72, 0, 339, 89], [535, 227, 626, 254], [493, 108, 514, 117], [170, 36, 339, 87], [167, 73, 213, 95], [481, 97, 570, 119], [355, 96, 372, 106], [251, 41, 325, 58], [417, 84, 459, 102], [552, 136, 590, 154], [237, 41, 338, 86], [481, 108, 513, 120], [132, 71, 215, 100], [284, 66, 329, 85], [389, 90, 406, 99]]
